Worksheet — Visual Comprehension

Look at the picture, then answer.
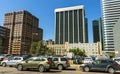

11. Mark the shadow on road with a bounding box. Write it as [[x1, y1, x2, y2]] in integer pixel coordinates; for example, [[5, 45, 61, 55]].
[[24, 69, 62, 73]]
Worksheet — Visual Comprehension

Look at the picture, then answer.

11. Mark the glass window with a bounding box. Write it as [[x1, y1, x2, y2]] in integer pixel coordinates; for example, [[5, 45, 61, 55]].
[[61, 58, 67, 61], [34, 58, 40, 61], [53, 58, 58, 61]]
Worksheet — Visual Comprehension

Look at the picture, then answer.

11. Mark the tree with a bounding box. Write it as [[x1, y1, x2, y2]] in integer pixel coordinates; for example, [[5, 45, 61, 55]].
[[69, 48, 86, 56], [36, 40, 44, 55], [30, 42, 37, 54], [46, 49, 55, 55]]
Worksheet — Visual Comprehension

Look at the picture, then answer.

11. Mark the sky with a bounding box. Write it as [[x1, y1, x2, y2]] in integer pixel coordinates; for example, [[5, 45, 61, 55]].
[[0, 0, 101, 43]]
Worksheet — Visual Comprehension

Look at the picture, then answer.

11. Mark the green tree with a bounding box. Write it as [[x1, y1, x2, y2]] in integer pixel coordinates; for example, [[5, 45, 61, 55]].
[[69, 48, 86, 56], [46, 49, 55, 55], [36, 40, 48, 55], [30, 42, 37, 54]]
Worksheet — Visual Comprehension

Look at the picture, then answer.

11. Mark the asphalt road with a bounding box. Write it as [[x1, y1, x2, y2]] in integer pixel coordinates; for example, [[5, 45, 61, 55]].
[[0, 66, 119, 74]]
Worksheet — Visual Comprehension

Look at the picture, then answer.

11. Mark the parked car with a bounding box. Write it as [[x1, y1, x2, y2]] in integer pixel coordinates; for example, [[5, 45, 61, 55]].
[[15, 57, 51, 72], [48, 57, 70, 70], [73, 56, 83, 64], [1, 56, 25, 67], [80, 59, 120, 74], [0, 54, 13, 64]]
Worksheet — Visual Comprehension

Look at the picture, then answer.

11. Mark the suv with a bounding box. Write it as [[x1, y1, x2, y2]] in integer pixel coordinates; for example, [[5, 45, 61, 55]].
[[1, 56, 25, 67], [16, 57, 51, 72], [80, 59, 120, 74], [48, 57, 70, 70]]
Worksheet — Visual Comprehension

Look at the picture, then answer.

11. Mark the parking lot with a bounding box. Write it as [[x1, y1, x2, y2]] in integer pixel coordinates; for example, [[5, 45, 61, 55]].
[[0, 66, 115, 74]]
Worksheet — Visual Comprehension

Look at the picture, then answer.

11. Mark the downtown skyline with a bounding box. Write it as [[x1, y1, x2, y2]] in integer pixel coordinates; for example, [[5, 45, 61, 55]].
[[0, 0, 101, 42]]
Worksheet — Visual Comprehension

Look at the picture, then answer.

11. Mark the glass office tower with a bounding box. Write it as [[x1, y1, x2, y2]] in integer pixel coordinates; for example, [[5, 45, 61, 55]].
[[55, 5, 88, 44]]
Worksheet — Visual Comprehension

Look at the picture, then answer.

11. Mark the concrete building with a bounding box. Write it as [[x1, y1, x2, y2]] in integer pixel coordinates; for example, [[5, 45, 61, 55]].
[[0, 26, 10, 54], [113, 19, 120, 57], [47, 42, 102, 57], [101, 0, 120, 52], [3, 10, 43, 55], [54, 5, 88, 44]]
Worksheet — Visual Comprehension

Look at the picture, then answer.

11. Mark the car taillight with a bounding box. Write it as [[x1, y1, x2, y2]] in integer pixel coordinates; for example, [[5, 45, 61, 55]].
[[3, 58, 8, 60], [46, 61, 51, 64], [66, 61, 69, 65]]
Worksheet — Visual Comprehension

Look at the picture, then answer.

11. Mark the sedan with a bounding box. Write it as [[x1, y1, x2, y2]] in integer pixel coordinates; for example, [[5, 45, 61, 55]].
[[80, 59, 120, 74]]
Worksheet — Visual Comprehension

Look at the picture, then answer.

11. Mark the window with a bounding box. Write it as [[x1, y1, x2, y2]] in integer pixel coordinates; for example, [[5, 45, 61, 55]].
[[53, 58, 58, 61], [61, 58, 67, 61], [101, 60, 108, 64], [34, 58, 40, 61]]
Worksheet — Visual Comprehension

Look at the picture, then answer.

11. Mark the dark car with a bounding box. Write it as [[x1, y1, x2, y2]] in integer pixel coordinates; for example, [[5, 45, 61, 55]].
[[80, 59, 120, 74], [73, 56, 83, 64]]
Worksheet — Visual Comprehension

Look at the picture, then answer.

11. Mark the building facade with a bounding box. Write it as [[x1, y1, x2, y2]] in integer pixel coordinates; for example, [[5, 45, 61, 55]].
[[92, 18, 103, 44], [47, 42, 102, 57], [113, 19, 120, 57], [3, 10, 43, 55], [0, 26, 10, 54], [55, 5, 88, 44], [101, 0, 120, 52], [92, 19, 100, 42]]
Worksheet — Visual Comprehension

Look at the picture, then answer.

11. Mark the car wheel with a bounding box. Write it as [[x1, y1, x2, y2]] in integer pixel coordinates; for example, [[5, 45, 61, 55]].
[[17, 64, 23, 71], [84, 66, 90, 72], [38, 65, 45, 72], [2, 62, 6, 67], [108, 67, 115, 74], [58, 65, 63, 70]]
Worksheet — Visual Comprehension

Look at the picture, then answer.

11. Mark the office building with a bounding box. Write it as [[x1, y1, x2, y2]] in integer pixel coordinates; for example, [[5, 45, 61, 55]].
[[101, 0, 120, 51], [0, 26, 10, 54], [4, 10, 43, 54], [55, 5, 88, 44], [92, 18, 103, 43], [113, 19, 120, 57], [47, 42, 102, 56]]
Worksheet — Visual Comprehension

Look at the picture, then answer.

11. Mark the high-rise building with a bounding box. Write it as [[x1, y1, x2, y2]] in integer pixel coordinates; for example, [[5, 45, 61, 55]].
[[101, 0, 120, 52], [113, 19, 120, 57], [0, 26, 10, 54], [92, 18, 103, 43], [4, 10, 43, 55], [55, 5, 88, 44]]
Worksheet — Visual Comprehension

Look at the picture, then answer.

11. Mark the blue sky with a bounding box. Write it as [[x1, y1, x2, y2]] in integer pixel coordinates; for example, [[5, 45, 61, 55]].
[[0, 0, 101, 43]]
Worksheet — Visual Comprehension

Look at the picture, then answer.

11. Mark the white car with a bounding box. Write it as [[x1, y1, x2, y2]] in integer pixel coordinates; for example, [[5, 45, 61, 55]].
[[113, 58, 120, 65], [1, 56, 24, 67], [83, 57, 93, 64]]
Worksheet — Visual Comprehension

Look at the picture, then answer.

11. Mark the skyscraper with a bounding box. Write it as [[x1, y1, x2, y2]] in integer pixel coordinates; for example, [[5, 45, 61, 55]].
[[101, 0, 120, 51], [4, 10, 43, 54], [92, 18, 103, 43], [55, 5, 88, 44]]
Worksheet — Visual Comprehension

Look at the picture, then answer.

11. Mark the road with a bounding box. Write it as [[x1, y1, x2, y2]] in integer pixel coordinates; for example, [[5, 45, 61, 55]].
[[0, 66, 119, 74]]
